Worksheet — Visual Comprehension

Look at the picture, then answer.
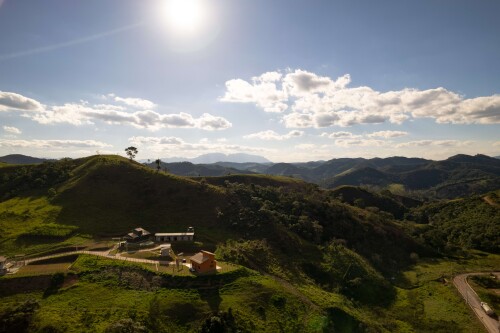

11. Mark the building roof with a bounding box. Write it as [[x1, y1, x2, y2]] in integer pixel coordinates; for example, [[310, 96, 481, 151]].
[[133, 227, 150, 236], [155, 232, 194, 237], [190, 251, 215, 264]]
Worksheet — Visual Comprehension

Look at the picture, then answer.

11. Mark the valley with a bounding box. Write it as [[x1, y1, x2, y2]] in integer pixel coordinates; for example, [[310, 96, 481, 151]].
[[0, 154, 498, 332]]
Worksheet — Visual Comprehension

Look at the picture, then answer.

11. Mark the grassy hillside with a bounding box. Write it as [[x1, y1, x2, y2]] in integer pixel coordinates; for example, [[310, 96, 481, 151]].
[[0, 155, 498, 332]]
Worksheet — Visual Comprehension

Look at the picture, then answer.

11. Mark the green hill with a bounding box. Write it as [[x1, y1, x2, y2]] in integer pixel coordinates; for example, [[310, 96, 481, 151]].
[[330, 185, 421, 219], [408, 190, 500, 253], [0, 155, 498, 332]]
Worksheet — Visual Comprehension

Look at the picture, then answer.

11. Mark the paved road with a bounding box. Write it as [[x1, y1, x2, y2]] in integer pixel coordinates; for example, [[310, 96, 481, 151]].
[[453, 273, 500, 333]]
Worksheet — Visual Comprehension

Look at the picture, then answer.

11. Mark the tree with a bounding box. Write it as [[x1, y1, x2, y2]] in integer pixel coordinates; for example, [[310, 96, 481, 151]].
[[125, 147, 138, 160], [155, 159, 161, 172]]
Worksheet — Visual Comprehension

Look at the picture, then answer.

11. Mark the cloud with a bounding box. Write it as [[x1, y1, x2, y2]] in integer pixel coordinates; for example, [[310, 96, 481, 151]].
[[0, 91, 231, 131], [334, 139, 386, 147], [1, 93, 232, 131], [0, 91, 43, 111], [283, 69, 350, 96], [222, 69, 500, 127], [395, 140, 473, 148], [129, 136, 184, 146], [367, 130, 409, 138], [244, 130, 304, 140], [2, 126, 21, 135], [320, 131, 359, 139], [109, 94, 157, 109], [197, 113, 233, 130], [0, 139, 111, 149], [128, 136, 273, 156], [220, 72, 288, 113]]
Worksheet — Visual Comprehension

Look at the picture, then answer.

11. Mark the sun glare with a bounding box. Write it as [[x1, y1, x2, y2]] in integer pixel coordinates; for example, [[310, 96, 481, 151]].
[[162, 0, 208, 34]]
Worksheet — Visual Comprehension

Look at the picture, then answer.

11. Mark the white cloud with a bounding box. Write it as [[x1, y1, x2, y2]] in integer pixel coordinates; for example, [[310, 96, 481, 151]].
[[128, 136, 273, 156], [295, 143, 317, 150], [8, 101, 231, 131], [220, 72, 288, 113], [197, 113, 233, 130], [244, 130, 304, 140], [222, 69, 500, 127], [395, 140, 473, 148], [110, 94, 156, 110], [320, 131, 359, 139], [0, 139, 111, 149], [0, 91, 43, 111], [129, 136, 184, 146], [367, 130, 409, 138], [2, 126, 21, 135], [334, 138, 386, 147], [1, 91, 231, 131]]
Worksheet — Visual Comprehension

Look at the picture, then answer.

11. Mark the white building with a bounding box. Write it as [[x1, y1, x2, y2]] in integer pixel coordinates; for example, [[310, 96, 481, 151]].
[[155, 232, 194, 242]]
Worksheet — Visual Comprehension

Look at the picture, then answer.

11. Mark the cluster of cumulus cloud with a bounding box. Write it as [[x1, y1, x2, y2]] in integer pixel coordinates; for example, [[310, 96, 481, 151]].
[[0, 91, 232, 131], [221, 69, 500, 127]]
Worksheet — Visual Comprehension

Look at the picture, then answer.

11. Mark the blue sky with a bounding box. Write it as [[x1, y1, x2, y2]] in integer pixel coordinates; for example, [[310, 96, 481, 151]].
[[0, 0, 499, 162]]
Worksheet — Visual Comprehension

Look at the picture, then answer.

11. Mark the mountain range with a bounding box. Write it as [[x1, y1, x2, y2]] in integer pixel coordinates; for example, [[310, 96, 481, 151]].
[[152, 154, 500, 199], [3, 153, 500, 199]]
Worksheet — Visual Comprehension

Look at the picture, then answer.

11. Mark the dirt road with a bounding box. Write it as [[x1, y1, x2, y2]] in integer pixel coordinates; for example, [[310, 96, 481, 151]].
[[453, 273, 499, 333]]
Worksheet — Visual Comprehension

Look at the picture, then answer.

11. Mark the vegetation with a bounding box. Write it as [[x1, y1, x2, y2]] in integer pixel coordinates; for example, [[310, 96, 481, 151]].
[[408, 191, 500, 253], [0, 155, 498, 332]]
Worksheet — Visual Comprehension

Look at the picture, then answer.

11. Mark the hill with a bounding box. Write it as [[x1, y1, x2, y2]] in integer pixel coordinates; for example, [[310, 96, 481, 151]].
[[408, 190, 500, 253], [10, 153, 497, 199], [148, 161, 256, 177], [0, 155, 498, 332], [0, 154, 51, 164], [330, 185, 421, 219]]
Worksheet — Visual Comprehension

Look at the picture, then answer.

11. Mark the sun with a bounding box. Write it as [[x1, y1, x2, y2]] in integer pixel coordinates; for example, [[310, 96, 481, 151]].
[[161, 0, 208, 34]]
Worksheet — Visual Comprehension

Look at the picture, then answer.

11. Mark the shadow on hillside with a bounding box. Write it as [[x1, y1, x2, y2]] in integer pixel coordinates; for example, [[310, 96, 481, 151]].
[[199, 288, 222, 312]]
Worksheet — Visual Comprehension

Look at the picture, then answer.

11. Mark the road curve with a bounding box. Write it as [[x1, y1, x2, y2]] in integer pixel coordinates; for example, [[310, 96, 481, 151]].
[[453, 273, 499, 333]]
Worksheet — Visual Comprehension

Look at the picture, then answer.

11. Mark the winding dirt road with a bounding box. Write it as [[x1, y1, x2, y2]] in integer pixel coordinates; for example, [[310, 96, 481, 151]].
[[453, 273, 499, 333]]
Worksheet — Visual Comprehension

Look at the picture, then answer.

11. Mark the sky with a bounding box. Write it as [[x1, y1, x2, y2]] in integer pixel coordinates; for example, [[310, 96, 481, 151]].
[[0, 0, 499, 162]]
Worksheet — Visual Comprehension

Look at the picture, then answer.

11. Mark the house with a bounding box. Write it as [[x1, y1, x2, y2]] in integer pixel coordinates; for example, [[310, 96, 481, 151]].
[[124, 227, 151, 243], [155, 231, 194, 242], [189, 250, 217, 274]]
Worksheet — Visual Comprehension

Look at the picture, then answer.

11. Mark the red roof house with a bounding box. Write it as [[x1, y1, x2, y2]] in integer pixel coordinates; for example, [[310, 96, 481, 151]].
[[189, 250, 217, 274]]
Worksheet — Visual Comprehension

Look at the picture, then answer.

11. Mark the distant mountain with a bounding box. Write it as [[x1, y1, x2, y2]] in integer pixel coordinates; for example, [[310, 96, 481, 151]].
[[159, 153, 272, 164], [149, 161, 255, 177], [0, 154, 51, 164], [322, 154, 500, 198]]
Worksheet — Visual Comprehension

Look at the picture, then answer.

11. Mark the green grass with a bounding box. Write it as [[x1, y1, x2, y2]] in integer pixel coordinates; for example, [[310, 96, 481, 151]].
[[383, 252, 500, 333], [16, 263, 73, 276]]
